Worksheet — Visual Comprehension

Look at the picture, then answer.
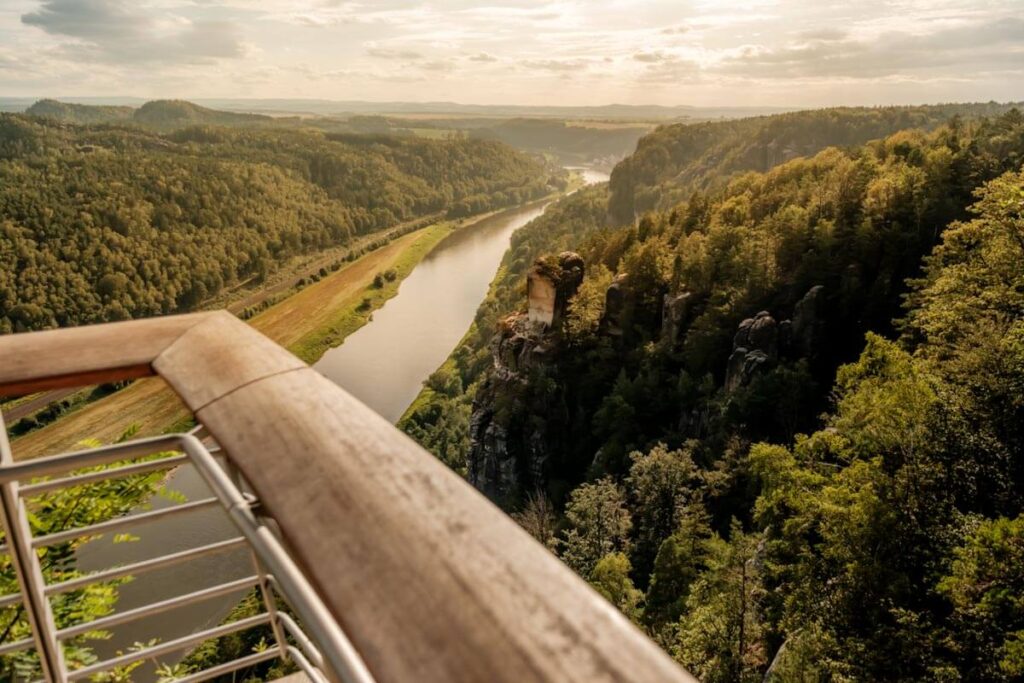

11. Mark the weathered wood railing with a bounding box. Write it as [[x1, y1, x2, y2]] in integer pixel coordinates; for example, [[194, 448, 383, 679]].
[[0, 312, 696, 683]]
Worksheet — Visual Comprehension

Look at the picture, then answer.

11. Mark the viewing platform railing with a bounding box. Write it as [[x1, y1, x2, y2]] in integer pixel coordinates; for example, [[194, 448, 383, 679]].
[[0, 312, 695, 683]]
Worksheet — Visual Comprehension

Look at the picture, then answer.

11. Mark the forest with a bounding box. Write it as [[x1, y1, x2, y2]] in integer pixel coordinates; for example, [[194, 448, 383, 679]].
[[402, 106, 1024, 681], [0, 111, 561, 332]]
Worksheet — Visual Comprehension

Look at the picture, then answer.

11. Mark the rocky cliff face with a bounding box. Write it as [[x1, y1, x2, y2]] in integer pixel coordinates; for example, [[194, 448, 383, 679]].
[[467, 253, 584, 504], [724, 286, 825, 393], [469, 252, 827, 504]]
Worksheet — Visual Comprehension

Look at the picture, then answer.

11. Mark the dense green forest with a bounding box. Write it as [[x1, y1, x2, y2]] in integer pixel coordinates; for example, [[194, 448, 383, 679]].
[[403, 106, 1024, 680], [23, 98, 654, 168], [608, 102, 1024, 222], [468, 119, 651, 166], [0, 112, 561, 332], [26, 98, 276, 129]]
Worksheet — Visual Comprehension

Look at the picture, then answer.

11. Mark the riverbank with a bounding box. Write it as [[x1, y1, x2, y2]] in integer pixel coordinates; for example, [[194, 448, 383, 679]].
[[3, 225, 428, 458], [9, 194, 571, 460]]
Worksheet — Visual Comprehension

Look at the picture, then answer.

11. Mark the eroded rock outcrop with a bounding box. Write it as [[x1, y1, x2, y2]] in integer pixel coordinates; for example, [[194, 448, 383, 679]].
[[724, 286, 825, 393], [468, 255, 583, 503], [791, 284, 825, 357], [661, 291, 694, 349], [527, 251, 584, 329], [600, 273, 631, 337], [726, 310, 779, 391]]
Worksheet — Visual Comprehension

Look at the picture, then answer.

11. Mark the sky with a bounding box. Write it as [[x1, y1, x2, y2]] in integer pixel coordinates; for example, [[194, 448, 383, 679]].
[[0, 0, 1022, 107]]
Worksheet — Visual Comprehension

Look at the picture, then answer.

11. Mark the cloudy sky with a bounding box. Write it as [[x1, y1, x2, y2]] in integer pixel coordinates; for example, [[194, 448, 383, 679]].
[[1, 0, 1022, 106]]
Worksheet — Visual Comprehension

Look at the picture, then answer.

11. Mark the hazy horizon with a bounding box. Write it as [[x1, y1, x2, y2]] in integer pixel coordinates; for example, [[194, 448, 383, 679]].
[[2, 1, 1022, 108]]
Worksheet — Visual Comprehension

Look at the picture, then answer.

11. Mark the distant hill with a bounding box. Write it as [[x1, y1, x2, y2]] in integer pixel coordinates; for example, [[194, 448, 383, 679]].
[[133, 99, 272, 129], [190, 99, 795, 121], [469, 118, 651, 167], [21, 99, 274, 130], [26, 99, 134, 124], [3, 97, 794, 121]]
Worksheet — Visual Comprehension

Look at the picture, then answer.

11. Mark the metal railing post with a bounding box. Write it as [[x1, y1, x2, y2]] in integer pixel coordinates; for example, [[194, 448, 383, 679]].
[[0, 411, 67, 683]]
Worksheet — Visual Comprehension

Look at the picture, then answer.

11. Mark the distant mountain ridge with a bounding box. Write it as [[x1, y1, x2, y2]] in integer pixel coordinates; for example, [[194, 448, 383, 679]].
[[26, 99, 134, 124], [24, 98, 273, 129], [7, 97, 795, 121]]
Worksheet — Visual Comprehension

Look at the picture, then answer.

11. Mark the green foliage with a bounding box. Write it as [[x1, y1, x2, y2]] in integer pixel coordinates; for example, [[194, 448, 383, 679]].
[[673, 520, 766, 683], [940, 515, 1024, 680], [644, 502, 713, 632], [625, 443, 703, 580], [0, 430, 176, 680], [176, 590, 295, 682], [589, 552, 643, 621], [609, 102, 1024, 222], [559, 477, 632, 576], [403, 105, 1024, 681], [566, 263, 613, 340], [0, 113, 558, 331]]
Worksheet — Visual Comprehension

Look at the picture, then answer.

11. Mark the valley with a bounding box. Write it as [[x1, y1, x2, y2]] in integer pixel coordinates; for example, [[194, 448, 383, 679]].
[[2, 91, 1023, 683]]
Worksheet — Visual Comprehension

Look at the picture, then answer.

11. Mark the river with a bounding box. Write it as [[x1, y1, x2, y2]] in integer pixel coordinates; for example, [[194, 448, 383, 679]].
[[75, 167, 609, 677], [316, 167, 609, 422]]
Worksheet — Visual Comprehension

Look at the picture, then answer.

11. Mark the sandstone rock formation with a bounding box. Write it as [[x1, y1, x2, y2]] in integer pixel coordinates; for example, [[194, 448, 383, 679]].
[[469, 254, 583, 502], [723, 286, 825, 393], [600, 273, 631, 337], [661, 291, 693, 349], [527, 251, 584, 329]]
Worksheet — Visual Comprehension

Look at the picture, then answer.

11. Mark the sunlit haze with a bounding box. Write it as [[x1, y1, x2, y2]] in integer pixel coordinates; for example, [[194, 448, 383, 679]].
[[2, 0, 1022, 106]]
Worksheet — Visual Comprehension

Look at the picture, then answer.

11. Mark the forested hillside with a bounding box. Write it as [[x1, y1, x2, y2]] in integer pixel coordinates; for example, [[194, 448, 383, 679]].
[[403, 106, 1024, 680], [25, 98, 273, 129], [469, 118, 651, 166], [0, 114, 560, 332], [25, 99, 134, 124], [609, 102, 1024, 223]]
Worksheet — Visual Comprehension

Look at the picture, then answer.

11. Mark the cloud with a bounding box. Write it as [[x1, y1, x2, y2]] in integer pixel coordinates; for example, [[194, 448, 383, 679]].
[[634, 50, 673, 63], [795, 28, 847, 42], [367, 47, 423, 60], [21, 0, 244, 63], [520, 58, 591, 72], [468, 52, 498, 62], [718, 18, 1024, 79], [420, 59, 456, 72]]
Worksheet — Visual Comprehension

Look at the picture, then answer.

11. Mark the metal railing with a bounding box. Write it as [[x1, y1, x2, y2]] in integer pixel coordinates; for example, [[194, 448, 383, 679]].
[[0, 420, 375, 683], [0, 313, 697, 683]]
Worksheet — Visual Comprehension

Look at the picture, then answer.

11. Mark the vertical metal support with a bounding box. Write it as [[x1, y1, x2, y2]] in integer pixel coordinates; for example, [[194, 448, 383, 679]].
[[229, 457, 291, 664], [0, 410, 67, 682], [182, 435, 374, 683], [227, 453, 290, 664], [251, 551, 290, 662]]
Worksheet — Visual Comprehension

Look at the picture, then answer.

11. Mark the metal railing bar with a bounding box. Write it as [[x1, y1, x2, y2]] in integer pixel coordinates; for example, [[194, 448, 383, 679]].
[[169, 647, 284, 683], [179, 434, 376, 683], [0, 635, 33, 656], [45, 536, 248, 596], [287, 644, 332, 683], [65, 612, 272, 681], [0, 591, 22, 609], [278, 612, 327, 671], [56, 575, 260, 640], [18, 454, 188, 496], [251, 550, 290, 663], [0, 435, 185, 485], [0, 414, 68, 682], [32, 497, 220, 548]]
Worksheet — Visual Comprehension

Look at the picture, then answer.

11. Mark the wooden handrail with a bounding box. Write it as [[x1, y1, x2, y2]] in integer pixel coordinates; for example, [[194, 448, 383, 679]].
[[0, 313, 696, 683]]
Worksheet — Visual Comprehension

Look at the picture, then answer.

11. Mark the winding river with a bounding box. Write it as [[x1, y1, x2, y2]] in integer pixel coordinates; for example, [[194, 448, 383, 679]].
[[76, 167, 609, 677], [314, 168, 609, 421]]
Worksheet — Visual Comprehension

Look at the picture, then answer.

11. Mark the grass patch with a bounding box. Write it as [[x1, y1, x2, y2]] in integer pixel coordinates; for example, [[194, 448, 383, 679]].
[[282, 222, 456, 363]]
